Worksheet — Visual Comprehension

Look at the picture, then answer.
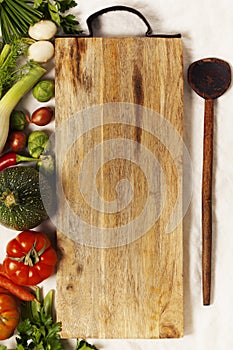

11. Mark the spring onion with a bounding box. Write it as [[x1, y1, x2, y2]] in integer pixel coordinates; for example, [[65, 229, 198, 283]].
[[0, 0, 82, 44], [0, 64, 46, 153], [0, 0, 43, 43]]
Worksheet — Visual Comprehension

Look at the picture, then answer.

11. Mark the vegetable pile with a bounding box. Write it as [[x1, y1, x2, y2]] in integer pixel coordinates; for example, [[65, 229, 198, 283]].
[[0, 0, 82, 44], [0, 1, 98, 349], [0, 287, 99, 349], [33, 0, 82, 35], [0, 42, 46, 154]]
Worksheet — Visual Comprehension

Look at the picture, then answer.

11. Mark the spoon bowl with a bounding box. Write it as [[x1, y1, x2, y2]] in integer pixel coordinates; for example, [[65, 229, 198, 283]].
[[188, 58, 231, 99]]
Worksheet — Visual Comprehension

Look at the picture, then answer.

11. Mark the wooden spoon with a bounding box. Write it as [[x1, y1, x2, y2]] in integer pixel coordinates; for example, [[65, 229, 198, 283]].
[[188, 58, 231, 305]]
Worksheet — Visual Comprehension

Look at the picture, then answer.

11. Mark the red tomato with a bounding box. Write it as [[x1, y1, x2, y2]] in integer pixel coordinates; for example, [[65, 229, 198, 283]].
[[3, 230, 57, 286], [0, 290, 20, 340]]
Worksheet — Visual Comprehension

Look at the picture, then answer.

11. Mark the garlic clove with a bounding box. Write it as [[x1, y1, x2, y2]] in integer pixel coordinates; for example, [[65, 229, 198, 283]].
[[28, 20, 57, 41], [28, 41, 55, 63]]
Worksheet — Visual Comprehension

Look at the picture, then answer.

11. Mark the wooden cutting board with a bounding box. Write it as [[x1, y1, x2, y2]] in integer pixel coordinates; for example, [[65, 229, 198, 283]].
[[55, 36, 184, 339]]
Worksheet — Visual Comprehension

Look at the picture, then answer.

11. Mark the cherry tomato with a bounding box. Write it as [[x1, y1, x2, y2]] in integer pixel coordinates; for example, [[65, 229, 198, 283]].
[[0, 289, 20, 340], [9, 131, 27, 152], [3, 230, 57, 286], [27, 107, 53, 126]]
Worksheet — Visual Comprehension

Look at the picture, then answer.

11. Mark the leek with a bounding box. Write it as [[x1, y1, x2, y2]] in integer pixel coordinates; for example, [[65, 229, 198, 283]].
[[0, 64, 46, 153]]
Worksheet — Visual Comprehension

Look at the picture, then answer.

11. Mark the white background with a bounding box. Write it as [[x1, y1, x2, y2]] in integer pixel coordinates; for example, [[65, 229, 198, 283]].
[[1, 0, 233, 348]]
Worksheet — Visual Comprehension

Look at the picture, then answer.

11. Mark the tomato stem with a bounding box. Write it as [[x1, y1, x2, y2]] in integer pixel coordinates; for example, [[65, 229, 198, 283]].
[[9, 239, 47, 266]]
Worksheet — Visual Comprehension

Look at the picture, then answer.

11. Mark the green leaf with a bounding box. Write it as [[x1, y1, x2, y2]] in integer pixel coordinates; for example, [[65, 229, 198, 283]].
[[76, 339, 99, 350], [33, 0, 43, 8], [48, 2, 61, 26], [13, 288, 64, 350], [60, 13, 81, 34], [58, 0, 77, 13], [15, 345, 25, 350], [17, 318, 32, 334]]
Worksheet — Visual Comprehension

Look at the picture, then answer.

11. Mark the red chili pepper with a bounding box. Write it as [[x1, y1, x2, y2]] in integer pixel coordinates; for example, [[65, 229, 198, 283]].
[[0, 152, 38, 171], [0, 153, 17, 171]]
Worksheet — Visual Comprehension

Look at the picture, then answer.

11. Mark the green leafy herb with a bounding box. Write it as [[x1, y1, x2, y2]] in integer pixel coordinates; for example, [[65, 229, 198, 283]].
[[0, 38, 34, 98], [15, 288, 63, 350], [76, 339, 99, 350], [33, 0, 82, 34]]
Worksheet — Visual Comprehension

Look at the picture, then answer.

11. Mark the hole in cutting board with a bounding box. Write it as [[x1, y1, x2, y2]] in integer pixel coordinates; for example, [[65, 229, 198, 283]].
[[90, 11, 147, 37]]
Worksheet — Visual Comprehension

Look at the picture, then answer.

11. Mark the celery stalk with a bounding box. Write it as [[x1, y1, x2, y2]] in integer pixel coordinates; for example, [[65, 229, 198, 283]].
[[0, 65, 46, 153]]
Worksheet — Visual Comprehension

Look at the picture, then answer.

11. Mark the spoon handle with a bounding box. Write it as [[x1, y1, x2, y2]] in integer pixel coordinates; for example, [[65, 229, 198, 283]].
[[202, 98, 214, 305]]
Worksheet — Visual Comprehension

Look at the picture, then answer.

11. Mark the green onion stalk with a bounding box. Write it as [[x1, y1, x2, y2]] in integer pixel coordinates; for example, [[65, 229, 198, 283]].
[[0, 0, 43, 43], [0, 64, 46, 153]]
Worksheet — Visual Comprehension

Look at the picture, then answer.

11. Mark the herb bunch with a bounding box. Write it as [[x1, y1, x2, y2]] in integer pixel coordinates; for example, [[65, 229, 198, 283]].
[[15, 288, 63, 350], [0, 38, 35, 98]]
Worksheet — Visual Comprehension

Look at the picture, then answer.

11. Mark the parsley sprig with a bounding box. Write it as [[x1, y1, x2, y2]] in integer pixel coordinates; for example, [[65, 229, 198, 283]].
[[15, 288, 63, 350], [76, 339, 99, 349]]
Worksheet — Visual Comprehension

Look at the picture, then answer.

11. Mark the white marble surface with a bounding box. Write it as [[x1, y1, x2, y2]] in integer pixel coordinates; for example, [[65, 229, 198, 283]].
[[1, 0, 233, 348]]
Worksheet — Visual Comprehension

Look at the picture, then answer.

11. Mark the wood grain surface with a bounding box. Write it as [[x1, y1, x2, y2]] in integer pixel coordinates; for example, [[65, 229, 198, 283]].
[[202, 98, 214, 305], [55, 37, 184, 338]]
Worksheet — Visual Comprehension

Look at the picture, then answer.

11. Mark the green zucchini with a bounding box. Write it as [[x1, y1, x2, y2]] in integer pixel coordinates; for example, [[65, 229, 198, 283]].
[[0, 166, 52, 230]]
